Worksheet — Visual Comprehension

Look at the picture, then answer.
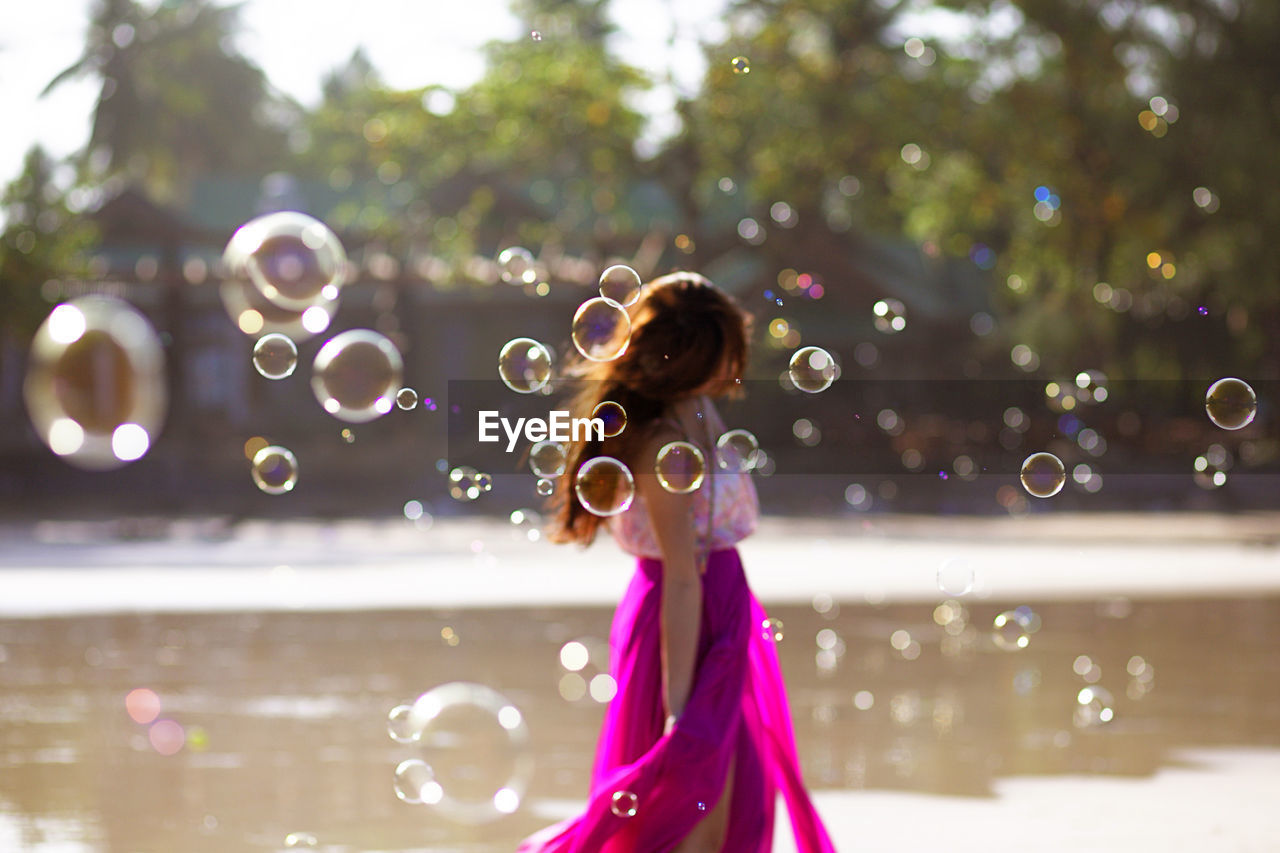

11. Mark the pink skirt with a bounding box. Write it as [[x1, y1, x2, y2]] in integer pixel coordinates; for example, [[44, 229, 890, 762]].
[[517, 548, 837, 852]]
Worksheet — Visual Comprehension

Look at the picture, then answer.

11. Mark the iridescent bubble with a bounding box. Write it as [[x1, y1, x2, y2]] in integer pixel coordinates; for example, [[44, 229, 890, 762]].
[[498, 337, 553, 394], [529, 440, 568, 478], [937, 558, 974, 596], [1020, 452, 1065, 498], [571, 297, 631, 362], [396, 387, 418, 410], [24, 297, 167, 470], [251, 445, 298, 495], [449, 466, 484, 501], [283, 832, 318, 849], [873, 299, 907, 333], [731, 56, 750, 74], [992, 610, 1032, 651], [715, 429, 760, 472], [1205, 377, 1257, 430], [252, 333, 297, 379], [536, 478, 554, 497], [598, 264, 642, 307], [788, 346, 837, 393], [226, 212, 347, 311], [1074, 685, 1116, 728], [388, 703, 416, 743], [311, 329, 403, 422], [574, 456, 635, 517], [393, 758, 439, 804], [655, 441, 706, 493], [761, 617, 784, 642], [498, 247, 537, 285], [404, 682, 534, 823], [610, 790, 639, 818], [592, 401, 627, 438]]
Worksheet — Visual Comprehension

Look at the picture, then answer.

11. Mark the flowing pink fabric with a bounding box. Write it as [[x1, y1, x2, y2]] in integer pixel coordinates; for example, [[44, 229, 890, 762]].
[[517, 548, 837, 852]]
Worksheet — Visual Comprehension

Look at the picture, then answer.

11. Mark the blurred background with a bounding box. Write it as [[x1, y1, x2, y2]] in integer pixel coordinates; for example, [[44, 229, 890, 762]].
[[2, 1, 1279, 851]]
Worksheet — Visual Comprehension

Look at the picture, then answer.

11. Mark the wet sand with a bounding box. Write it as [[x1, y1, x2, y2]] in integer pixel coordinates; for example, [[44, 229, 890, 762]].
[[0, 515, 1278, 851]]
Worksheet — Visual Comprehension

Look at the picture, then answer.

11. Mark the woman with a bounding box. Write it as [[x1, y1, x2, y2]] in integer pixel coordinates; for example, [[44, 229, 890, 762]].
[[518, 272, 836, 852]]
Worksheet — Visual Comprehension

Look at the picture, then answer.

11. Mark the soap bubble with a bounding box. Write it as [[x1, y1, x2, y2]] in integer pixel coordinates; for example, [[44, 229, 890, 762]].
[[992, 610, 1032, 650], [610, 790, 639, 818], [393, 759, 439, 804], [574, 456, 635, 516], [655, 441, 706, 494], [731, 56, 750, 74], [311, 329, 403, 422], [716, 429, 760, 472], [252, 333, 298, 379], [571, 297, 630, 362], [937, 558, 974, 596], [251, 445, 298, 495], [396, 387, 418, 410], [225, 212, 346, 311], [498, 337, 553, 394], [529, 440, 568, 478], [1020, 452, 1065, 498], [24, 297, 167, 470], [592, 401, 627, 437], [535, 478, 554, 497], [598, 264, 642, 307], [1205, 377, 1257, 430], [510, 508, 542, 542], [761, 617, 784, 642], [788, 346, 837, 393], [1074, 685, 1116, 728], [873, 299, 907, 333], [403, 682, 534, 823], [283, 832, 318, 848], [449, 466, 484, 501], [388, 704, 416, 743], [498, 247, 537, 285]]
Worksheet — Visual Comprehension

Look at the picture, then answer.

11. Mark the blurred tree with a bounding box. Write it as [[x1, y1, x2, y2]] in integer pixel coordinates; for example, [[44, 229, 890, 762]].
[[42, 0, 290, 204], [0, 148, 97, 339]]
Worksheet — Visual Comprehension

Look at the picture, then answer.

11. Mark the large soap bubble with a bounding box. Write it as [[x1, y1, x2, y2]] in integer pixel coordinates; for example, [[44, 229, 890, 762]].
[[571, 297, 630, 362], [715, 429, 760, 472], [1020, 452, 1066, 498], [24, 297, 167, 470], [574, 456, 635, 516], [310, 329, 403, 422], [655, 441, 706, 494], [498, 337, 553, 394], [598, 264, 642, 307], [1205, 377, 1257, 430], [226, 211, 347, 311], [529, 440, 567, 478], [788, 346, 837, 393]]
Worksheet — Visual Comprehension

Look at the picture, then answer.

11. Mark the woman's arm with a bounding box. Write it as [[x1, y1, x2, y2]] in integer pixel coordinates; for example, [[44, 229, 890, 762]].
[[636, 432, 702, 724]]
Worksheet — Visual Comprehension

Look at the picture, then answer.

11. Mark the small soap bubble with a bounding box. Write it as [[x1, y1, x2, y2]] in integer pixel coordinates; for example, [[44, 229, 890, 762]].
[[598, 264, 643, 307], [731, 56, 750, 74], [283, 832, 318, 848], [311, 329, 403, 422], [716, 429, 761, 472], [992, 610, 1032, 651], [788, 346, 837, 393], [536, 477, 554, 496], [388, 704, 417, 743], [396, 387, 418, 410], [761, 617, 784, 642], [873, 299, 907, 333], [510, 508, 543, 542], [937, 558, 974, 596], [655, 441, 706, 494], [575, 456, 635, 516], [393, 758, 438, 804], [1074, 685, 1116, 728], [529, 440, 567, 478], [610, 790, 639, 818], [1020, 452, 1065, 498], [1205, 377, 1257, 430], [498, 247, 537, 285], [252, 333, 298, 379], [498, 337, 553, 394], [229, 212, 347, 311], [592, 401, 627, 437], [251, 445, 298, 495], [572, 297, 631, 362]]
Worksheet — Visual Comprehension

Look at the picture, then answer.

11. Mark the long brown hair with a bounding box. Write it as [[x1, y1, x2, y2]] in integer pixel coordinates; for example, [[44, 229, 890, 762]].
[[548, 271, 752, 545]]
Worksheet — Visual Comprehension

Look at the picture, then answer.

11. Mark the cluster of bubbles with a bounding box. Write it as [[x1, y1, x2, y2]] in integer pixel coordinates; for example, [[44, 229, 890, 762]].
[[529, 440, 566, 497], [449, 467, 493, 502], [25, 297, 167, 470], [389, 682, 533, 823]]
